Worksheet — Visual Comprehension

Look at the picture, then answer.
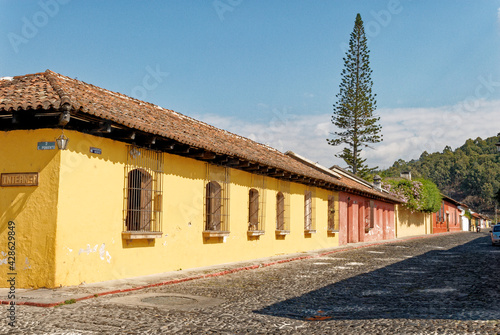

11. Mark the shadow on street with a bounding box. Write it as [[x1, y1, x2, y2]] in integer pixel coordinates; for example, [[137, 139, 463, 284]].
[[255, 234, 500, 321]]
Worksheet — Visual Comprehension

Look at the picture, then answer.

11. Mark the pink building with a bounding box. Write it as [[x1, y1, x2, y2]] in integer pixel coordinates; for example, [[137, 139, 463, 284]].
[[330, 168, 397, 245]]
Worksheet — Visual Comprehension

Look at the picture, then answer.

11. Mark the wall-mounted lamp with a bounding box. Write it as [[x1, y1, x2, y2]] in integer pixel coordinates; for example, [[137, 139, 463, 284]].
[[56, 132, 69, 150], [129, 147, 141, 159]]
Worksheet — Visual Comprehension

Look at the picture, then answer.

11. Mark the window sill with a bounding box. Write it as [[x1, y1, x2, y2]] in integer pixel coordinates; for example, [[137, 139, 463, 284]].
[[122, 231, 162, 240], [304, 229, 316, 234], [203, 230, 230, 238], [327, 229, 339, 233], [247, 230, 265, 237], [275, 230, 290, 236]]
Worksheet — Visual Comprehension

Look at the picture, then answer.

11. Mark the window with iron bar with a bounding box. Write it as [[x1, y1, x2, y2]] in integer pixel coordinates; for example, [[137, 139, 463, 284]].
[[204, 163, 230, 234], [276, 180, 290, 234], [249, 188, 259, 229], [123, 146, 163, 234], [364, 200, 375, 230], [248, 174, 266, 234], [327, 194, 339, 232], [304, 187, 316, 233]]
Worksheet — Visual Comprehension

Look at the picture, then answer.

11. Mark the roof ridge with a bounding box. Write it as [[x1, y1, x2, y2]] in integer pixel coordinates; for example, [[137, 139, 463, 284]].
[[13, 72, 45, 79], [44, 70, 284, 157], [44, 69, 72, 111]]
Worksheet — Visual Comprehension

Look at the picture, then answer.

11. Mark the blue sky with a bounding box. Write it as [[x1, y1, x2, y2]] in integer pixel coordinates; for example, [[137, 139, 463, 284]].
[[2, 0, 500, 169]]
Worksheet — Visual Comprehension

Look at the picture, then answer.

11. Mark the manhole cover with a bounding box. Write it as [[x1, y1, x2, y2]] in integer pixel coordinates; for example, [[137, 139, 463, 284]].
[[108, 293, 224, 310], [141, 295, 198, 306]]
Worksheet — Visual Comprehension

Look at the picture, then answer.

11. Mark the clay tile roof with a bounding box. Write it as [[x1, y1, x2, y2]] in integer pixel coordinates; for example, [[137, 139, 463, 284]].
[[332, 168, 401, 202], [0, 72, 61, 111], [0, 70, 401, 202], [441, 194, 465, 207]]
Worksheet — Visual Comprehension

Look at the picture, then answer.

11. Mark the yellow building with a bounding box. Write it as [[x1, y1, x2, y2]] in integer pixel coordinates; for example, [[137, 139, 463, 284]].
[[0, 70, 399, 288], [394, 205, 432, 238]]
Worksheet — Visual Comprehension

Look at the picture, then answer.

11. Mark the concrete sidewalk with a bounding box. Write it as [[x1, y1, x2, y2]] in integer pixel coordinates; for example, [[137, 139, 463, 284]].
[[0, 232, 462, 307]]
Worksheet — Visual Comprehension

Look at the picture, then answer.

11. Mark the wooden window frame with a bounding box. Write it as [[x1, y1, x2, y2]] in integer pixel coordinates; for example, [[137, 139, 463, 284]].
[[304, 189, 316, 234], [247, 188, 264, 236], [203, 164, 230, 238], [364, 200, 375, 231], [206, 181, 223, 231], [276, 192, 286, 232], [275, 180, 290, 236], [327, 194, 338, 232], [126, 168, 152, 231], [248, 175, 266, 236]]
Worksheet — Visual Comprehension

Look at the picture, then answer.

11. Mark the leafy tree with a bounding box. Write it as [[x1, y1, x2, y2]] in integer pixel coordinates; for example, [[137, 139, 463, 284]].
[[382, 178, 441, 213], [378, 135, 500, 215], [328, 13, 382, 178], [419, 179, 443, 213], [495, 188, 500, 205]]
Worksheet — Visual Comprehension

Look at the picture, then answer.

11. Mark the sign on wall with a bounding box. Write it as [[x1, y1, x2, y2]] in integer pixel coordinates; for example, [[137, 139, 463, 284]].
[[90, 147, 102, 155], [1, 173, 39, 187], [37, 142, 56, 150]]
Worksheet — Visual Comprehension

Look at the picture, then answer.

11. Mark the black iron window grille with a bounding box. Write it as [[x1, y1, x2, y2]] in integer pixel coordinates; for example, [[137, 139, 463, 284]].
[[123, 146, 163, 233], [276, 180, 290, 233], [204, 164, 230, 233], [328, 194, 339, 232]]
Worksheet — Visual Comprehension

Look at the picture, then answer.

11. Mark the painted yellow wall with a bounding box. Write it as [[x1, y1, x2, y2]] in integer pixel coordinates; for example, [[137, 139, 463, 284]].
[[3, 129, 445, 288], [0, 129, 60, 288], [52, 130, 340, 287], [395, 205, 432, 238], [0, 129, 341, 288], [54, 130, 126, 286]]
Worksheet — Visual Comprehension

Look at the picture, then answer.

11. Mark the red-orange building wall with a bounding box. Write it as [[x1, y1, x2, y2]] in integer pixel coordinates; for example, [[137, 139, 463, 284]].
[[432, 200, 462, 233], [338, 192, 395, 245]]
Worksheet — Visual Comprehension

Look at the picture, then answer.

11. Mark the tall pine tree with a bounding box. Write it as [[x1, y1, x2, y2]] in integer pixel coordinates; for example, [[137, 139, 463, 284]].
[[328, 13, 382, 177]]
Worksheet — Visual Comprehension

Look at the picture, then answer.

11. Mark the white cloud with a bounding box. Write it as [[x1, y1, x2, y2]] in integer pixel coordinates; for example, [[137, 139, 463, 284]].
[[364, 99, 500, 168], [197, 99, 500, 170]]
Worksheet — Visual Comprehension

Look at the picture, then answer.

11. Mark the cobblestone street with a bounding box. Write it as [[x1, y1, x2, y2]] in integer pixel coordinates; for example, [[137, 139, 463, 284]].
[[3, 232, 500, 334]]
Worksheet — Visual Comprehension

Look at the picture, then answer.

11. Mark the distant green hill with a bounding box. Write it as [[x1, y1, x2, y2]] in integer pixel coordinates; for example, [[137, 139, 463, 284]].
[[379, 135, 500, 215]]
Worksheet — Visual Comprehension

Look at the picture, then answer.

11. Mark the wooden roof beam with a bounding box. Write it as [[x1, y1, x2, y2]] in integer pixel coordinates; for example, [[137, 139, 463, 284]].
[[245, 164, 262, 171], [225, 158, 240, 166], [173, 144, 191, 154], [11, 111, 19, 124], [269, 169, 285, 177], [58, 110, 70, 126], [188, 150, 217, 160]]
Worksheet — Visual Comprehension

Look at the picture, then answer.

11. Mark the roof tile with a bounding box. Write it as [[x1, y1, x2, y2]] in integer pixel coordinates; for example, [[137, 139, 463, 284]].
[[0, 70, 401, 202]]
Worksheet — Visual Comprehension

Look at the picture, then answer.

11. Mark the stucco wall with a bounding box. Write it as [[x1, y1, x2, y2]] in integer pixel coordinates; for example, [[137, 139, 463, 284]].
[[395, 205, 431, 238], [51, 130, 341, 287], [338, 192, 395, 245], [0, 129, 60, 288], [433, 201, 462, 234]]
